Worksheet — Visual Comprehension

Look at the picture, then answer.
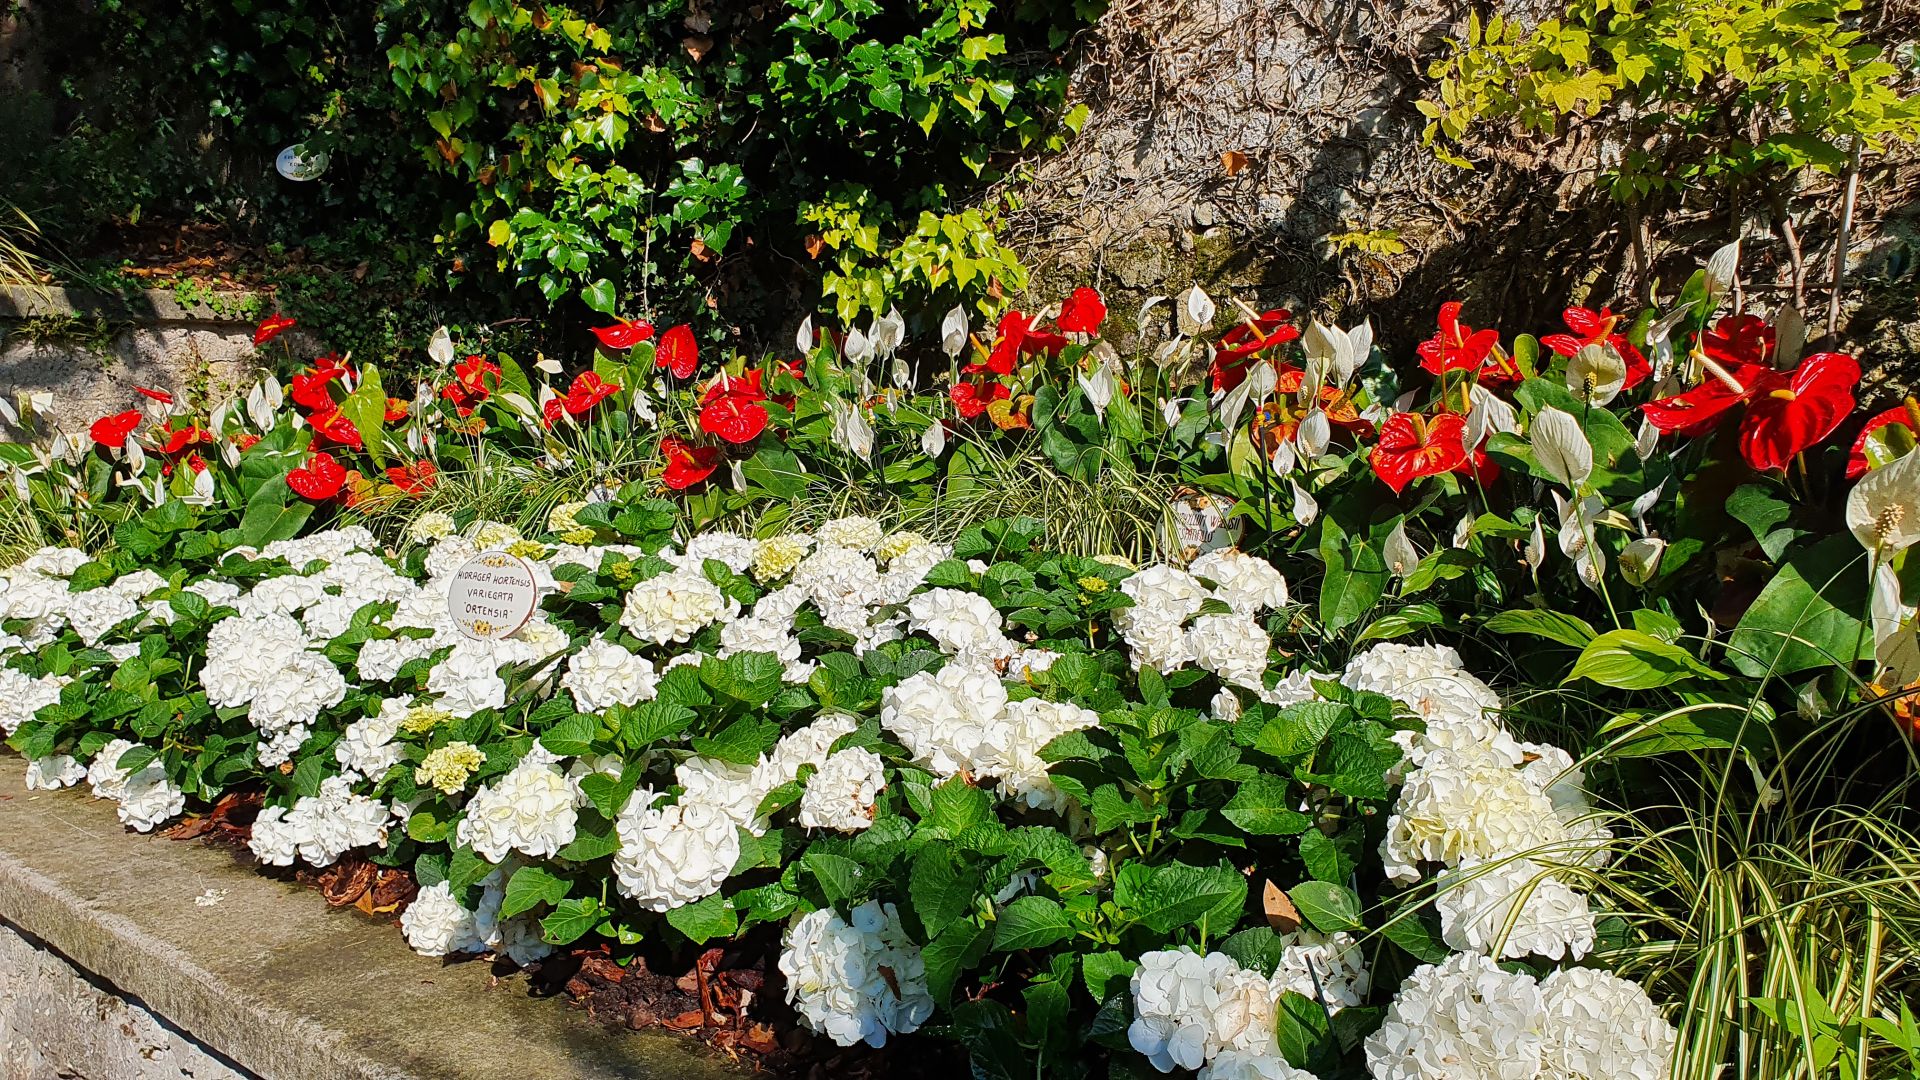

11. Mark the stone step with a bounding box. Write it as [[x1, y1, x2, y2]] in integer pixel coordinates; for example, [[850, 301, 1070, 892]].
[[0, 756, 745, 1080]]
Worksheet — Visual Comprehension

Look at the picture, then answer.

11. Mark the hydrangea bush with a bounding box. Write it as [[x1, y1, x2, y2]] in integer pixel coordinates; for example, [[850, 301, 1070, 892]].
[[0, 497, 1678, 1078]]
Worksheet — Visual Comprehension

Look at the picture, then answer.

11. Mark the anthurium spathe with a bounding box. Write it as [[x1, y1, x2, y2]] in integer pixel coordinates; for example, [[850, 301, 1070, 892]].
[[563, 372, 621, 417], [659, 436, 722, 489], [1850, 400, 1920, 480], [983, 310, 1066, 376], [1639, 361, 1776, 438], [698, 371, 770, 444], [1370, 411, 1468, 494], [1417, 301, 1500, 376], [285, 451, 348, 501], [253, 314, 296, 347], [592, 319, 655, 351], [1056, 287, 1108, 335], [89, 410, 142, 448], [1210, 309, 1300, 393], [656, 324, 699, 379], [1738, 352, 1860, 472]]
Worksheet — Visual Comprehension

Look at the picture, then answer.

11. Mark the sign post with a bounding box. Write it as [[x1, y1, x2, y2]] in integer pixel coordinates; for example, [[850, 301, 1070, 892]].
[[446, 552, 541, 641]]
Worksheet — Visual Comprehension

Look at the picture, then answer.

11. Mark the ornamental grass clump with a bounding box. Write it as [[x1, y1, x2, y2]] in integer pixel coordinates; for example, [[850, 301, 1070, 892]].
[[0, 497, 1677, 1077]]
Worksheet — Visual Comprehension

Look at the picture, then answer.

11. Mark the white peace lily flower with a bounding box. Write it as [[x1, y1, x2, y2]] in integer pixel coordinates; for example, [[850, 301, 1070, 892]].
[[830, 400, 874, 462], [1384, 519, 1419, 578], [940, 304, 969, 358], [1290, 478, 1318, 526], [1176, 285, 1215, 336], [920, 418, 947, 457], [1531, 407, 1593, 489], [1566, 342, 1627, 405], [843, 327, 874, 363], [1848, 447, 1920, 556], [871, 307, 906, 357], [1296, 408, 1330, 458], [428, 326, 455, 366], [1269, 439, 1296, 476], [1619, 537, 1666, 586], [1635, 414, 1661, 459], [1079, 363, 1118, 420], [795, 315, 815, 355]]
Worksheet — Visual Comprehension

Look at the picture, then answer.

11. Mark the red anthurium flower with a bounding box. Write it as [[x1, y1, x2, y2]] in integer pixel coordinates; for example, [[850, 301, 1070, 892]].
[[289, 369, 342, 412], [564, 371, 622, 416], [306, 408, 364, 451], [385, 459, 436, 495], [698, 371, 769, 444], [1417, 301, 1501, 376], [1211, 312, 1304, 394], [1700, 313, 1776, 367], [231, 433, 261, 452], [90, 410, 142, 447], [253, 314, 297, 347], [951, 381, 1010, 419], [542, 396, 566, 428], [1738, 352, 1860, 472], [1056, 287, 1108, 335], [184, 452, 208, 474], [285, 451, 347, 501], [384, 397, 410, 422], [985, 310, 1067, 376], [134, 386, 174, 405], [657, 324, 699, 379], [454, 355, 501, 396], [156, 422, 209, 456], [1640, 362, 1779, 438], [1370, 411, 1469, 494], [660, 435, 722, 490], [1455, 444, 1501, 486], [1541, 306, 1651, 389], [592, 319, 656, 351], [1848, 400, 1920, 480]]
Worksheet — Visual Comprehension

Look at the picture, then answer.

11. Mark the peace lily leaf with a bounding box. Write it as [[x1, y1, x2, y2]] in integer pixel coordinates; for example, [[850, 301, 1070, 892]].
[[1568, 629, 1724, 689]]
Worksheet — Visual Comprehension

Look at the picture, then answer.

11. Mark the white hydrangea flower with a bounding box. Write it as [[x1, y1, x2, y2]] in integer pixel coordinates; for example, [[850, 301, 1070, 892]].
[[1198, 1050, 1319, 1080], [619, 570, 736, 645], [424, 535, 479, 580], [427, 642, 508, 718], [18, 546, 89, 578], [751, 534, 814, 581], [677, 755, 771, 833], [1188, 613, 1271, 689], [336, 701, 407, 781], [1117, 564, 1209, 673], [1381, 743, 1576, 884], [457, 756, 579, 862], [1435, 858, 1596, 961], [0, 668, 66, 735], [779, 901, 933, 1048], [202, 613, 309, 708], [1189, 549, 1289, 614], [1261, 668, 1329, 709], [612, 792, 741, 911], [248, 650, 347, 766], [1538, 967, 1676, 1080], [467, 519, 523, 549], [86, 741, 184, 833], [797, 747, 885, 831], [980, 697, 1101, 811], [791, 543, 886, 632], [1209, 964, 1283, 1058], [262, 526, 376, 566], [408, 511, 457, 544], [107, 568, 169, 601], [247, 777, 391, 867], [906, 588, 1018, 662], [717, 617, 807, 681], [560, 638, 659, 712], [24, 753, 87, 790], [356, 634, 443, 683], [400, 880, 488, 957], [1343, 642, 1505, 739], [880, 661, 1008, 777], [676, 532, 757, 574], [816, 516, 886, 552], [1269, 929, 1371, 1012], [1363, 952, 1548, 1080], [1129, 949, 1239, 1072], [66, 587, 140, 645], [236, 573, 329, 619]]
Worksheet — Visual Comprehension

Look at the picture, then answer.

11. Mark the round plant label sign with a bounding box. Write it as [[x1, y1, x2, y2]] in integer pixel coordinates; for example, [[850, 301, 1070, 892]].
[[446, 552, 541, 641]]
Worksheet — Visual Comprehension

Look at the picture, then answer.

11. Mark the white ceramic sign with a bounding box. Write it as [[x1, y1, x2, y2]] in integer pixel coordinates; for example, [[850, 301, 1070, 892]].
[[446, 552, 540, 641]]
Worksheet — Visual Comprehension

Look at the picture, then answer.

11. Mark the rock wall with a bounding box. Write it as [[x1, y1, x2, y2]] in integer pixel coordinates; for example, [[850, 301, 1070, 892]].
[[0, 921, 250, 1080], [1002, 0, 1920, 385]]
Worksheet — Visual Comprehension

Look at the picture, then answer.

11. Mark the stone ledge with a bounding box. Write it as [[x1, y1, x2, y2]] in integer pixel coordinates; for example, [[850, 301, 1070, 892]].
[[0, 285, 266, 325], [0, 756, 744, 1080]]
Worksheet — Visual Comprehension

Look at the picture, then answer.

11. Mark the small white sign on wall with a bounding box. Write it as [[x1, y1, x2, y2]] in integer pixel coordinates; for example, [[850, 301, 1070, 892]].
[[446, 552, 541, 641]]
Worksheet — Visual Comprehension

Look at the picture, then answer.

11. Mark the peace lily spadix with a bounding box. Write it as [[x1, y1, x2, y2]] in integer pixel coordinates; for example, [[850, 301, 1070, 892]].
[[1567, 343, 1627, 406], [1530, 407, 1593, 490], [1849, 448, 1920, 557]]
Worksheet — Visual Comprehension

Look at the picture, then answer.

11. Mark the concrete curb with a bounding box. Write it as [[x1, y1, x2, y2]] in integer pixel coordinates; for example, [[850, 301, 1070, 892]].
[[0, 284, 266, 325], [0, 757, 744, 1080]]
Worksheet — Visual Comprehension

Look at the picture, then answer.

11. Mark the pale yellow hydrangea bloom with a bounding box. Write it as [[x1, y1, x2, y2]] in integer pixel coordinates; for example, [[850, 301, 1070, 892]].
[[416, 741, 486, 794]]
